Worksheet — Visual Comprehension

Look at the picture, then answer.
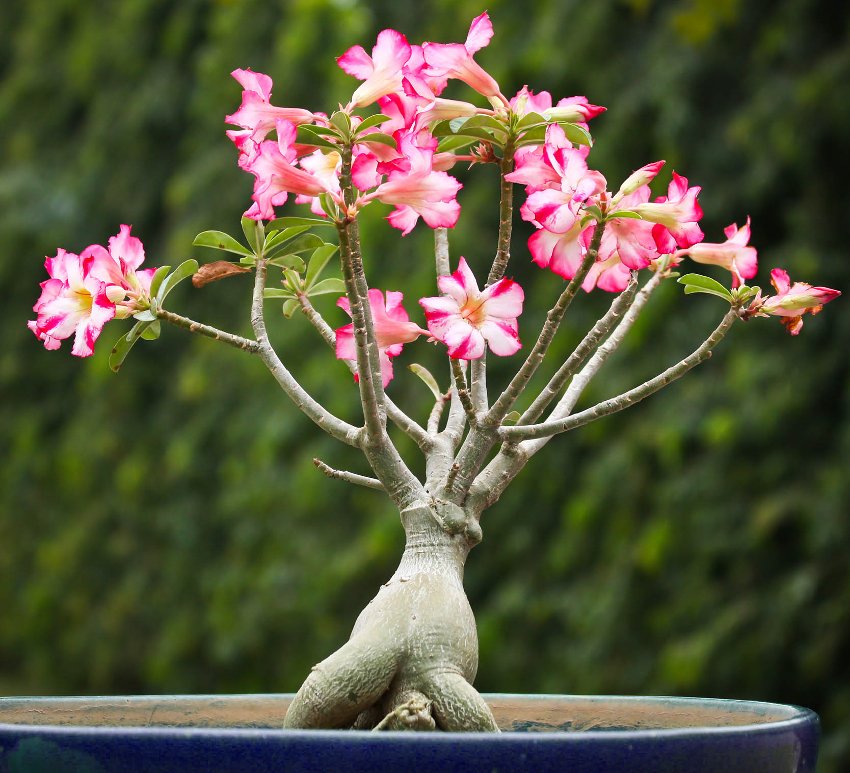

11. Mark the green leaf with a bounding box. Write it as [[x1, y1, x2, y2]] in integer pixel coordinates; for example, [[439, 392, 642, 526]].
[[109, 320, 153, 373], [515, 125, 546, 146], [437, 135, 479, 154], [263, 288, 296, 299], [408, 364, 442, 402], [282, 299, 300, 319], [264, 225, 311, 252], [356, 113, 391, 133], [503, 411, 521, 424], [301, 124, 342, 137], [449, 117, 469, 133], [358, 132, 396, 149], [515, 111, 546, 132], [463, 114, 508, 135], [294, 126, 338, 149], [148, 265, 171, 298], [330, 110, 352, 135], [265, 216, 334, 230], [193, 231, 253, 257], [305, 244, 339, 287], [582, 205, 604, 223], [239, 256, 257, 266], [273, 233, 325, 256], [306, 278, 346, 297], [454, 126, 503, 144], [283, 268, 302, 292], [609, 210, 644, 220], [430, 119, 455, 138], [140, 320, 161, 340], [132, 309, 157, 322], [678, 273, 734, 302], [557, 122, 593, 147], [268, 253, 306, 271], [241, 217, 263, 253], [156, 259, 200, 303]]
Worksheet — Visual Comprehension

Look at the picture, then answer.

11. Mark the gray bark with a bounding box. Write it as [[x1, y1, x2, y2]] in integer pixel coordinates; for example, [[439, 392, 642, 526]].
[[283, 499, 497, 732]]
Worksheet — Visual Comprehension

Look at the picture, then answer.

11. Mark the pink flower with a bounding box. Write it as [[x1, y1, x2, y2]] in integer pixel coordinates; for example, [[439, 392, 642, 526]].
[[335, 289, 427, 386], [594, 188, 660, 271], [633, 172, 703, 250], [28, 226, 156, 357], [419, 257, 524, 359], [513, 125, 606, 233], [363, 135, 462, 234], [745, 269, 840, 335], [225, 68, 315, 142], [679, 218, 758, 288], [338, 29, 412, 109], [543, 95, 606, 124], [509, 86, 556, 117], [582, 254, 633, 293], [241, 121, 338, 220], [422, 13, 504, 101], [614, 160, 665, 200], [527, 222, 588, 280]]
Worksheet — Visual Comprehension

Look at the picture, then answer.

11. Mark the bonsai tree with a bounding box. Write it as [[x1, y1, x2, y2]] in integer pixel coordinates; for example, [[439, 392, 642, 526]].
[[28, 13, 838, 732]]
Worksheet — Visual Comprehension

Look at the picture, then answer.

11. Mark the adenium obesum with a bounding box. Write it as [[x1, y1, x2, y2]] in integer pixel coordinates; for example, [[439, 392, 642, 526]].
[[29, 12, 839, 732]]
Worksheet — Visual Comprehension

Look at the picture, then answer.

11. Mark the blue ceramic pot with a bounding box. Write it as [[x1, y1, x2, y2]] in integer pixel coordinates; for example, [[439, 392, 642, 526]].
[[0, 693, 818, 772]]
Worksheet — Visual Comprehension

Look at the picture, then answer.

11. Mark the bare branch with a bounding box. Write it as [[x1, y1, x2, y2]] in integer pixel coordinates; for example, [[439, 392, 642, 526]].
[[156, 308, 260, 353], [297, 295, 432, 450], [250, 258, 361, 447], [427, 392, 450, 435], [522, 269, 665, 454], [313, 458, 385, 492], [500, 307, 738, 442], [519, 272, 639, 425], [451, 359, 477, 426]]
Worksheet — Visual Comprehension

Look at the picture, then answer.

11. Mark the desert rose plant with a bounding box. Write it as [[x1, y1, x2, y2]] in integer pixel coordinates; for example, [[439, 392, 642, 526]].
[[29, 13, 839, 732]]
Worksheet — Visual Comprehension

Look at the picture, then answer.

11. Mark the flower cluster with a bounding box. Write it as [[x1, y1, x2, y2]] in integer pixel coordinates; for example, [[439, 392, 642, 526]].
[[31, 13, 839, 370], [29, 226, 156, 357]]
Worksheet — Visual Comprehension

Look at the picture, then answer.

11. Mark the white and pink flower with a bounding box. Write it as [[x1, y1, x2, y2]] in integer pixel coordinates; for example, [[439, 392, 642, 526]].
[[335, 289, 427, 386], [241, 121, 340, 220], [29, 226, 156, 357], [338, 29, 412, 109], [633, 172, 703, 251], [745, 269, 840, 335], [677, 218, 758, 288], [422, 13, 504, 102], [419, 257, 524, 359], [512, 125, 606, 234], [362, 135, 462, 234], [225, 68, 315, 143]]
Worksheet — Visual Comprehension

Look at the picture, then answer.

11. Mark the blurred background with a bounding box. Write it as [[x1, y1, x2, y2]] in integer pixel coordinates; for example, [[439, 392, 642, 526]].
[[1, 0, 848, 768]]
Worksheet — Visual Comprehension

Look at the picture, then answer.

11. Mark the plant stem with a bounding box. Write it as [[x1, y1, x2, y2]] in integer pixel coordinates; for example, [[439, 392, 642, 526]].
[[500, 307, 738, 442], [486, 220, 606, 425], [156, 308, 260, 353], [249, 257, 361, 447]]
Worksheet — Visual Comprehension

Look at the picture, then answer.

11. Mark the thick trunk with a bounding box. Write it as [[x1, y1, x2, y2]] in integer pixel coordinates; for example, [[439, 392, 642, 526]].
[[283, 500, 498, 731]]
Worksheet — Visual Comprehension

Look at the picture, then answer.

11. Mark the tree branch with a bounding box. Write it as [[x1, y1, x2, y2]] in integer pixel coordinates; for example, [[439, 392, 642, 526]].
[[313, 458, 385, 492], [518, 271, 639, 425], [297, 294, 432, 450], [250, 258, 361, 447], [486, 220, 606, 425], [156, 308, 261, 353], [435, 227, 466, 446], [500, 307, 738, 442]]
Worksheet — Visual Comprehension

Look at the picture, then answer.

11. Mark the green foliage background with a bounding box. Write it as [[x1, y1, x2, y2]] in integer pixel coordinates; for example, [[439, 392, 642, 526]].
[[1, 0, 848, 768]]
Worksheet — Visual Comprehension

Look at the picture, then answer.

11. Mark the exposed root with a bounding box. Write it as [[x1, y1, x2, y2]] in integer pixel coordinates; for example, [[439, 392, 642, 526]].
[[372, 692, 435, 731]]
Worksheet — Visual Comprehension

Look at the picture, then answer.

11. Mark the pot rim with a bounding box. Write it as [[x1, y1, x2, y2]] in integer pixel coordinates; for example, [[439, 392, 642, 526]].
[[0, 692, 819, 740]]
